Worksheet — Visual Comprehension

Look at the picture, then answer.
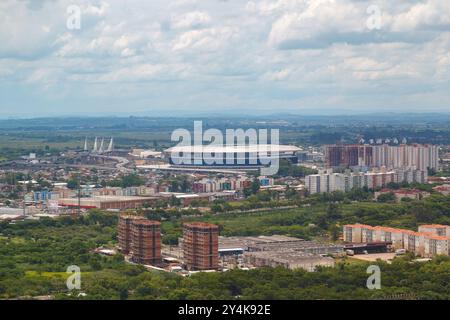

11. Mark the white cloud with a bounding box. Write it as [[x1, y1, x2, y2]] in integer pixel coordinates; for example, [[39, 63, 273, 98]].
[[172, 27, 237, 51], [0, 0, 449, 115], [171, 11, 211, 29], [263, 69, 291, 81], [390, 1, 450, 31]]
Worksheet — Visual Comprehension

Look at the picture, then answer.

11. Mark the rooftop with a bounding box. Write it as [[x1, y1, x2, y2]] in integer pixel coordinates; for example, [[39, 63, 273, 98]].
[[165, 144, 302, 154], [183, 222, 219, 229], [244, 250, 335, 264], [346, 224, 450, 239], [59, 195, 158, 202], [132, 220, 161, 226], [419, 224, 450, 229]]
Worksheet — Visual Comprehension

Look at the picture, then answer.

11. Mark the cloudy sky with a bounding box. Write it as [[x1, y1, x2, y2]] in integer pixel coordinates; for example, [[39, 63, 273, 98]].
[[0, 0, 449, 117]]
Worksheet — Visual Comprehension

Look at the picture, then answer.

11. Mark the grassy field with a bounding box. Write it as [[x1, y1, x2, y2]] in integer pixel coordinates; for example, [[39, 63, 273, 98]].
[[0, 129, 174, 160]]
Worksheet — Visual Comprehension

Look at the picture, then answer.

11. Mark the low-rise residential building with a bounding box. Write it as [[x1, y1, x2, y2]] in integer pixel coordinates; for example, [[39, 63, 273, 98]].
[[424, 235, 450, 257], [373, 226, 405, 249], [402, 230, 429, 256], [192, 176, 271, 193], [343, 224, 371, 243], [418, 224, 450, 237], [374, 189, 430, 202], [343, 223, 450, 257], [433, 184, 450, 196]]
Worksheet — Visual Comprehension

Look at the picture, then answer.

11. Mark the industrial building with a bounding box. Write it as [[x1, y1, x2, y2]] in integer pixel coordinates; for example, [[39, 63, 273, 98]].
[[130, 219, 162, 265], [58, 196, 159, 210], [182, 222, 219, 270], [244, 251, 335, 271], [0, 207, 26, 221], [217, 235, 342, 272], [247, 240, 344, 255]]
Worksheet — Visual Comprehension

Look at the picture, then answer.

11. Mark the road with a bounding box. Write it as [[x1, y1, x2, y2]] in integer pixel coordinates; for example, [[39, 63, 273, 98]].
[[0, 155, 134, 173]]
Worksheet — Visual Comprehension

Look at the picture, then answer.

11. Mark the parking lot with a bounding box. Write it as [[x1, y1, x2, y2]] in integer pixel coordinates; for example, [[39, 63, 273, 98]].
[[351, 253, 397, 263]]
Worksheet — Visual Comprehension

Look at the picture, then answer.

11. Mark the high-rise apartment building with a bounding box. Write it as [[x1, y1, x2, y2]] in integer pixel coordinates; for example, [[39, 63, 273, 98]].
[[306, 168, 427, 194], [118, 215, 143, 254], [325, 145, 362, 167], [325, 144, 439, 170], [131, 220, 162, 265], [183, 222, 219, 270]]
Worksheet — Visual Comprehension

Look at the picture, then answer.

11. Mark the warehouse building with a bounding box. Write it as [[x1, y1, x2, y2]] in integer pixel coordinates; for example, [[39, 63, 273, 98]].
[[58, 195, 159, 210], [244, 251, 335, 271], [217, 235, 341, 272], [218, 235, 304, 251], [247, 240, 344, 255]]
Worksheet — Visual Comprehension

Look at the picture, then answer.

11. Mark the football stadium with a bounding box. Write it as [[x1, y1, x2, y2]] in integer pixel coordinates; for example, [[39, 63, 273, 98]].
[[164, 144, 302, 168]]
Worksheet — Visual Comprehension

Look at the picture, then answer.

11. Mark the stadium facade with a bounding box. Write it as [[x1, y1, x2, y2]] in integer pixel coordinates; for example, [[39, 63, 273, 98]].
[[164, 144, 302, 168]]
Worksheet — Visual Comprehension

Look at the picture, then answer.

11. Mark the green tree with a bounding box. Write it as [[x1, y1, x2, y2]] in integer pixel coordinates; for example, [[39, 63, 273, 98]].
[[67, 179, 79, 190], [377, 192, 396, 203]]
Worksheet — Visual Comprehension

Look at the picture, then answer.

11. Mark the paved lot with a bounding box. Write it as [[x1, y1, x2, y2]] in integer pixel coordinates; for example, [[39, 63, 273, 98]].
[[351, 252, 396, 263]]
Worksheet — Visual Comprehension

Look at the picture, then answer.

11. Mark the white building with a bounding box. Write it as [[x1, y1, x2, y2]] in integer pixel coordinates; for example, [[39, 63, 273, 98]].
[[371, 144, 439, 171], [306, 167, 427, 194]]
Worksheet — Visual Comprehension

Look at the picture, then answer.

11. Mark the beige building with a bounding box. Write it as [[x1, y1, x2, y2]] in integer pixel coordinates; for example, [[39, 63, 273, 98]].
[[418, 224, 450, 237], [424, 235, 450, 257], [402, 231, 430, 256], [373, 226, 405, 249], [343, 224, 372, 243], [343, 223, 450, 257]]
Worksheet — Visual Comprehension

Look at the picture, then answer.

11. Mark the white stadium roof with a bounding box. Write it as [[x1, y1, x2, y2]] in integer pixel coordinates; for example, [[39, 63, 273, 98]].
[[165, 144, 302, 154]]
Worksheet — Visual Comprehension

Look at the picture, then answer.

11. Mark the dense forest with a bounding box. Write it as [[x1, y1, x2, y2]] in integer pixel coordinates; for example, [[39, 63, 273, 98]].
[[1, 194, 449, 300]]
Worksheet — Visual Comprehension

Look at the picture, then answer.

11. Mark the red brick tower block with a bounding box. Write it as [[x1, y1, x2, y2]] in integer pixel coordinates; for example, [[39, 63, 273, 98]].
[[183, 222, 219, 270]]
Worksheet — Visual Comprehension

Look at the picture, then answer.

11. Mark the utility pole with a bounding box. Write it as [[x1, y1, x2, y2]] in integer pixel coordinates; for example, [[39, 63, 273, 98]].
[[77, 174, 81, 217], [23, 193, 26, 216]]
